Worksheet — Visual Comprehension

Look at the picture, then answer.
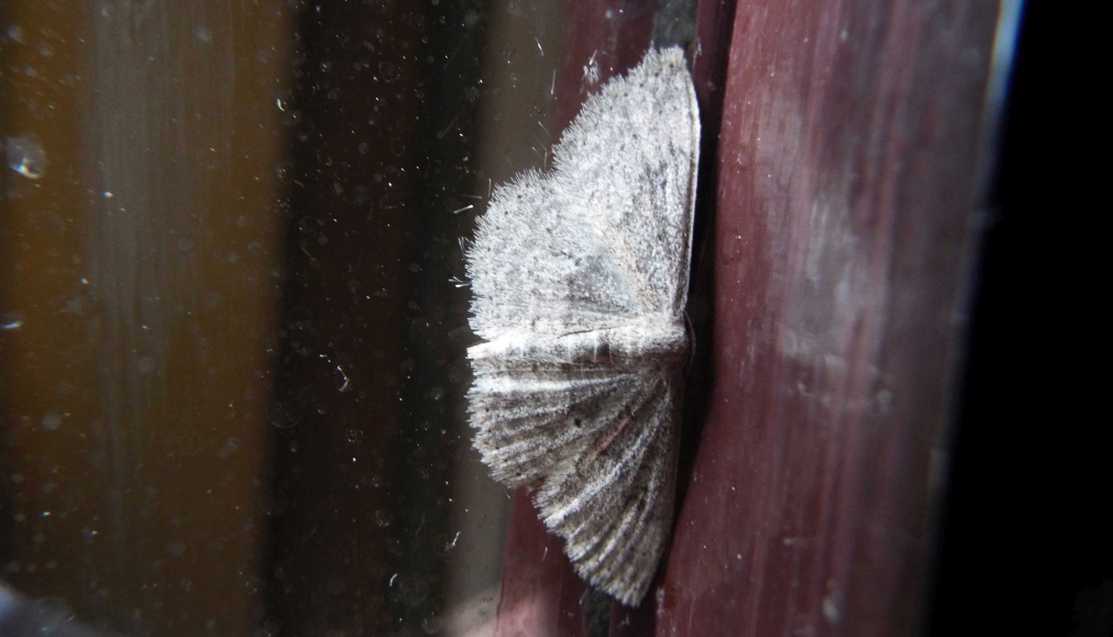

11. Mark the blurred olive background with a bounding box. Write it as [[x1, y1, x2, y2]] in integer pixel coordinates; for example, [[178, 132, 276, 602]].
[[1, 1, 568, 635]]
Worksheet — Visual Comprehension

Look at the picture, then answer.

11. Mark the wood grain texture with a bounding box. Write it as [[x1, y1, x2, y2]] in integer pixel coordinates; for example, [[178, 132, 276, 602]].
[[0, 3, 291, 634], [657, 1, 1000, 636]]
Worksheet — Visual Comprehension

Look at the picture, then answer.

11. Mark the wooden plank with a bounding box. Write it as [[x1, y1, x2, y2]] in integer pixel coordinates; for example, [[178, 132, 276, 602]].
[[657, 1, 1000, 635], [0, 3, 292, 634]]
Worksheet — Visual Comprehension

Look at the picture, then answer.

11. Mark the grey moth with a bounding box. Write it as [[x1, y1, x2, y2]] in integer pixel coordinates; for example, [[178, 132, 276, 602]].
[[464, 47, 699, 606]]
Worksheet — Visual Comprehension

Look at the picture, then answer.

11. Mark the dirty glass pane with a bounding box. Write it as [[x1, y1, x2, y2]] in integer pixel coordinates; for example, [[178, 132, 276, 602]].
[[1, 1, 589, 634], [1, 0, 1033, 635]]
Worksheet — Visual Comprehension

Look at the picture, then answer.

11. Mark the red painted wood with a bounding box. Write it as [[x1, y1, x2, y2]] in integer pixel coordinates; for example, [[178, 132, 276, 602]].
[[494, 490, 590, 637], [493, 2, 999, 635], [658, 2, 999, 636], [691, 0, 739, 134]]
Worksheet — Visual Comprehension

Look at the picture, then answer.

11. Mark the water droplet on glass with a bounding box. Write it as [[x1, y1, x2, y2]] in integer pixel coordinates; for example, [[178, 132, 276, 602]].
[[5, 135, 46, 179], [1, 312, 24, 330]]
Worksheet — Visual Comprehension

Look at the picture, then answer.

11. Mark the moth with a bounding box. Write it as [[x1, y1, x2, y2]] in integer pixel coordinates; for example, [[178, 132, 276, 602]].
[[464, 47, 699, 606]]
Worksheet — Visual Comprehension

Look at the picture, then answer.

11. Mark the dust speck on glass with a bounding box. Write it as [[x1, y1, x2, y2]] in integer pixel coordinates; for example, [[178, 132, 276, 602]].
[[0, 1, 698, 635]]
